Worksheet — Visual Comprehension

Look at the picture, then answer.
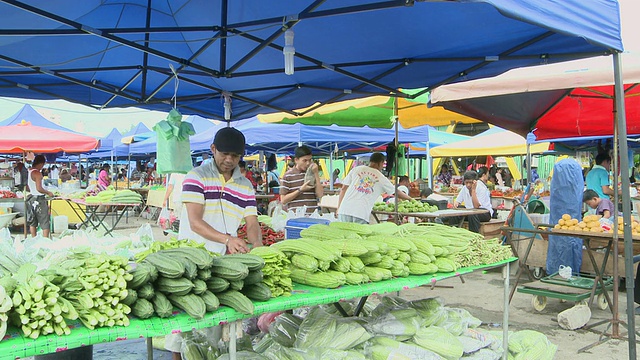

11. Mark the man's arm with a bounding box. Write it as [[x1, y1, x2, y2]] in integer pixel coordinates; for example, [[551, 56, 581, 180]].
[[395, 189, 412, 201], [163, 183, 175, 207], [280, 181, 311, 205], [601, 185, 621, 197], [470, 181, 482, 209], [184, 202, 248, 254], [312, 164, 324, 199], [244, 215, 262, 249]]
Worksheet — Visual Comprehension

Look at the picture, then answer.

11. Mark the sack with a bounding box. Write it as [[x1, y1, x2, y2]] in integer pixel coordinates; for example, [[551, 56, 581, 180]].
[[157, 208, 171, 230]]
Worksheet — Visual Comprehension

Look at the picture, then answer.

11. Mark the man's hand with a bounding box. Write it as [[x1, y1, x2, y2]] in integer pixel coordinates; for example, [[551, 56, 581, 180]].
[[226, 236, 249, 254], [453, 201, 459, 208], [299, 180, 312, 192], [471, 180, 478, 192], [309, 163, 319, 174]]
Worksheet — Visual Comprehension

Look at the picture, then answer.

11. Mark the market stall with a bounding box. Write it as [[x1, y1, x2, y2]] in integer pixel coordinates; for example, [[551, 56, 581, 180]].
[[371, 208, 489, 226], [431, 48, 638, 355], [0, 219, 521, 359]]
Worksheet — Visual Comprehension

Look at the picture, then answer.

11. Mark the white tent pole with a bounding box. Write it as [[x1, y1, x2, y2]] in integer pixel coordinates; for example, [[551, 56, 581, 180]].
[[426, 141, 432, 188], [613, 52, 636, 357], [394, 98, 400, 218], [329, 145, 334, 191]]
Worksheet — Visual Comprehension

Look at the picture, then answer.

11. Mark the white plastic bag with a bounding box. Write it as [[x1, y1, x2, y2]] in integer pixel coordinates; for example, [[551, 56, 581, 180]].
[[158, 207, 171, 230]]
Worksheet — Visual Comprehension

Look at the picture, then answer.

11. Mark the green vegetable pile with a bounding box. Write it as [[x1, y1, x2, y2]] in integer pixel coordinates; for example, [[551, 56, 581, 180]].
[[373, 199, 439, 213], [245, 295, 558, 360]]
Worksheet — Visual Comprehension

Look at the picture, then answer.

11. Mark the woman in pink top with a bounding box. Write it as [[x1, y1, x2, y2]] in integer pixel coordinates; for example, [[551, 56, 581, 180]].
[[98, 163, 111, 190]]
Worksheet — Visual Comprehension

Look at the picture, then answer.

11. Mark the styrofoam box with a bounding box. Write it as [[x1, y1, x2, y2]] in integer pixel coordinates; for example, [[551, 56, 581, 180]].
[[285, 217, 331, 239]]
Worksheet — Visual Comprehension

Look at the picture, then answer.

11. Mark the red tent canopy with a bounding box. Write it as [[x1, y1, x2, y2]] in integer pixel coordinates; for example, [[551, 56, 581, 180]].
[[0, 122, 99, 153], [532, 84, 640, 140]]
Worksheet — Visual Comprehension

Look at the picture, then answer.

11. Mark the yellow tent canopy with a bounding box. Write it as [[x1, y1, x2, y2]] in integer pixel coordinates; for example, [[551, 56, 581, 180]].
[[430, 127, 550, 158], [258, 95, 480, 128]]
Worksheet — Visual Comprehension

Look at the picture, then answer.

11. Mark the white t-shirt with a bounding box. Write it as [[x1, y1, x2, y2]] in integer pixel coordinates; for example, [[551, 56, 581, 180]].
[[455, 180, 493, 215], [338, 165, 395, 221], [168, 173, 186, 213], [397, 185, 409, 195]]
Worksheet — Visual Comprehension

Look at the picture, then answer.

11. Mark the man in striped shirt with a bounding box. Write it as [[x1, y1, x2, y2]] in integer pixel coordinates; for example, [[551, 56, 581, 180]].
[[280, 145, 324, 213], [178, 127, 262, 255]]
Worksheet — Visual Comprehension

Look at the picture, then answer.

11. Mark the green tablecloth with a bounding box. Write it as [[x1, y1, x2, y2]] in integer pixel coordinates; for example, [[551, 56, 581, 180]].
[[0, 258, 517, 358]]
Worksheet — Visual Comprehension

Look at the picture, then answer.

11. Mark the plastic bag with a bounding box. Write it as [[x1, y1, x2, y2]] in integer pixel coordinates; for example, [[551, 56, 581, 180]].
[[180, 329, 220, 360], [133, 223, 155, 246], [158, 207, 172, 230], [407, 297, 447, 326], [413, 326, 464, 360], [294, 307, 371, 350], [365, 308, 423, 338], [438, 308, 482, 336], [268, 313, 303, 347], [364, 337, 442, 360]]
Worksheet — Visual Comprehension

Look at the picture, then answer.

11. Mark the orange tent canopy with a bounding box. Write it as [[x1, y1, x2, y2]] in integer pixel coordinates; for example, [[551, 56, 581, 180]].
[[0, 122, 99, 153]]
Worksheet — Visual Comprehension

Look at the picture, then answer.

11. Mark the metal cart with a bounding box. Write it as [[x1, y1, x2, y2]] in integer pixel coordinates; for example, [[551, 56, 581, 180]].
[[517, 272, 612, 312]]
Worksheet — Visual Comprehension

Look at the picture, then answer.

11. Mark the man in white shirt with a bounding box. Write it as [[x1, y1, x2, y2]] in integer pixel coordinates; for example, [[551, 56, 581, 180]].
[[451, 170, 493, 233], [337, 152, 412, 224]]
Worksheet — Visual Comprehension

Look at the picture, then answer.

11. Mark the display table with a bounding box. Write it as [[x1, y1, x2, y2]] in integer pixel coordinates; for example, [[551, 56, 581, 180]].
[[371, 208, 489, 226], [63, 199, 140, 236], [0, 258, 516, 359]]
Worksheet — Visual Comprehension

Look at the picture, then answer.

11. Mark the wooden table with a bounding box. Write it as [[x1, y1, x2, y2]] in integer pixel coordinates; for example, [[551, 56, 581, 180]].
[[371, 208, 489, 226]]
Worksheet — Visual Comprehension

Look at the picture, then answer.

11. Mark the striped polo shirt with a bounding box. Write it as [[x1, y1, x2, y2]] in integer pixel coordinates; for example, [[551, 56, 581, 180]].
[[178, 161, 257, 254], [280, 167, 318, 213]]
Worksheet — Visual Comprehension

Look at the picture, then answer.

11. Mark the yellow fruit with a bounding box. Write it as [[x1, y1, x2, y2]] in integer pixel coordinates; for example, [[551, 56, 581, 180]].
[[578, 221, 587, 228], [561, 226, 569, 230], [562, 214, 571, 221], [558, 219, 565, 226], [571, 219, 579, 226], [554, 224, 561, 229]]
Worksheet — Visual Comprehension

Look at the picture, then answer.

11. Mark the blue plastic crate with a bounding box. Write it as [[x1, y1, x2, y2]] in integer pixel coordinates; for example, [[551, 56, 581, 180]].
[[285, 217, 330, 239]]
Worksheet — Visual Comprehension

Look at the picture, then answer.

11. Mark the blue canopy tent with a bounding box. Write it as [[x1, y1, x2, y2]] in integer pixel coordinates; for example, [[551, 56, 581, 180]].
[[94, 128, 122, 151], [120, 122, 152, 144], [0, 1, 622, 121], [0, 104, 78, 133], [182, 118, 430, 154]]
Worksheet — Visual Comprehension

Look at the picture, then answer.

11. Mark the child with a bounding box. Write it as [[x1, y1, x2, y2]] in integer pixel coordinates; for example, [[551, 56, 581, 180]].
[[583, 189, 614, 219]]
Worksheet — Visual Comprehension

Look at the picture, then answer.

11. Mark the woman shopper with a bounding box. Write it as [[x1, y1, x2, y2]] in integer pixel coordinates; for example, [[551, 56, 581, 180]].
[[26, 155, 54, 238]]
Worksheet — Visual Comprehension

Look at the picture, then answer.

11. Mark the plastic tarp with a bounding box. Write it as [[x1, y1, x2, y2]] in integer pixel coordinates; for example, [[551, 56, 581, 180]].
[[0, 123, 99, 153], [428, 127, 550, 158], [0, 1, 622, 120], [430, 51, 640, 140], [258, 95, 480, 128], [546, 158, 584, 275], [0, 104, 78, 133]]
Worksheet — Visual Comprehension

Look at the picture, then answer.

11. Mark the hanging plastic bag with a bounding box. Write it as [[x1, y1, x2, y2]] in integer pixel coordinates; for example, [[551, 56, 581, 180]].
[[158, 207, 171, 230]]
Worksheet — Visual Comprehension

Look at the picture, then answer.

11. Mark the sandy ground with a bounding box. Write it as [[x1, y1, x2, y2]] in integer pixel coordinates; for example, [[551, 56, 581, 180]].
[[21, 215, 640, 359]]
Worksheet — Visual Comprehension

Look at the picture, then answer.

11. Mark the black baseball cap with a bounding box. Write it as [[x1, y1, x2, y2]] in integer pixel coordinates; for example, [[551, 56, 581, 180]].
[[213, 127, 245, 155]]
